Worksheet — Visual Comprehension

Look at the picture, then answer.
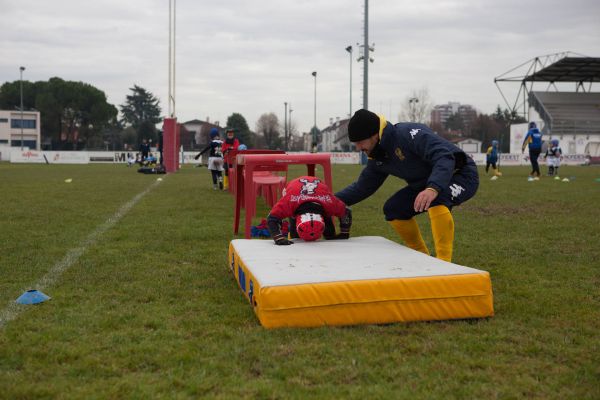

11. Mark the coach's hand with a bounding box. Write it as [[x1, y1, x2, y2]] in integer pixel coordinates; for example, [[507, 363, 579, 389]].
[[332, 232, 349, 240], [414, 187, 438, 213]]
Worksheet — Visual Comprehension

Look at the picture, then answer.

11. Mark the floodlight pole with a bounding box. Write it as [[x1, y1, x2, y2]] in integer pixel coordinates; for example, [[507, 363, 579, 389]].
[[409, 97, 419, 122], [363, 0, 368, 110], [346, 46, 353, 117], [19, 66, 25, 150]]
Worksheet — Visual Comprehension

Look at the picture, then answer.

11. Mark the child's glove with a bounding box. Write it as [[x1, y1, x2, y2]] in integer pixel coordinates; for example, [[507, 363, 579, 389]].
[[274, 236, 294, 246]]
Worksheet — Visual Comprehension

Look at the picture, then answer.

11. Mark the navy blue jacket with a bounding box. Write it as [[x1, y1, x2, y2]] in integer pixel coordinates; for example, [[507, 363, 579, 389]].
[[336, 122, 469, 206], [522, 128, 543, 151]]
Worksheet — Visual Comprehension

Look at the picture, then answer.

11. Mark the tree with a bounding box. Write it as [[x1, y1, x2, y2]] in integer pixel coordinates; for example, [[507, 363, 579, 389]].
[[0, 77, 118, 149], [226, 113, 253, 147], [445, 112, 464, 131], [119, 85, 162, 143], [491, 105, 526, 152], [255, 113, 282, 149], [470, 114, 500, 152], [398, 87, 433, 124]]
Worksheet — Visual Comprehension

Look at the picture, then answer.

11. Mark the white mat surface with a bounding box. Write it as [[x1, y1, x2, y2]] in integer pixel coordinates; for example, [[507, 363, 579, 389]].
[[231, 236, 485, 286]]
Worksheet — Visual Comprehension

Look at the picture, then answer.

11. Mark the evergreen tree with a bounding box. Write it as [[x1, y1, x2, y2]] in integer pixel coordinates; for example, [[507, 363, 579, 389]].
[[119, 85, 162, 143], [226, 113, 253, 147], [0, 77, 117, 149]]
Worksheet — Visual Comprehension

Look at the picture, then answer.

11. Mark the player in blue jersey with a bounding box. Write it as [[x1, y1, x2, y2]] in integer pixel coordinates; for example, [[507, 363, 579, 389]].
[[486, 140, 502, 178], [335, 109, 479, 262], [522, 122, 543, 180]]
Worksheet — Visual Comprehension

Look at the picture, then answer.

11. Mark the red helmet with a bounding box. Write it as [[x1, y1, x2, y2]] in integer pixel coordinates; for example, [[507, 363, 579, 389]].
[[295, 213, 325, 241]]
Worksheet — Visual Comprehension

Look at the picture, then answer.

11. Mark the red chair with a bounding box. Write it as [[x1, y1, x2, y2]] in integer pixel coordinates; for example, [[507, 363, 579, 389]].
[[253, 172, 287, 207], [227, 149, 286, 195]]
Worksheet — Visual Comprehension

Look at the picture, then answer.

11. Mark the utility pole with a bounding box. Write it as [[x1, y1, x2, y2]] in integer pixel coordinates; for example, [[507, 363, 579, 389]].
[[289, 104, 293, 150], [311, 71, 317, 149], [20, 66, 25, 150], [284, 102, 288, 151]]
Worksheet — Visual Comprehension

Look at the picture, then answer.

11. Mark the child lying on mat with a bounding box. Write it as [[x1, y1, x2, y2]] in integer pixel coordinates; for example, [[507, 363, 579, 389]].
[[266, 176, 352, 245]]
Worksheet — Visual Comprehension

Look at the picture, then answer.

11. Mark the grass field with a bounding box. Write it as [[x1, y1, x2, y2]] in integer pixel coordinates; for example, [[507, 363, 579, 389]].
[[1, 161, 599, 399]]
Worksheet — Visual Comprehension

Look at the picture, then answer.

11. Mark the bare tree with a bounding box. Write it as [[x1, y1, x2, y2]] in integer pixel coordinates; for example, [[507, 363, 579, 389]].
[[255, 112, 282, 149], [398, 87, 433, 124]]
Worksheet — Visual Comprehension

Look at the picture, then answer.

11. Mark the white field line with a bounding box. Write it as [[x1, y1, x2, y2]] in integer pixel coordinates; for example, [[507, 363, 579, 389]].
[[0, 179, 163, 330]]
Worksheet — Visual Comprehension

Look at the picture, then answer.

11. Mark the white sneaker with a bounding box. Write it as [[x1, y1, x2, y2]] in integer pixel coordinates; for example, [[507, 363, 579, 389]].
[[490, 176, 498, 181], [527, 177, 534, 182]]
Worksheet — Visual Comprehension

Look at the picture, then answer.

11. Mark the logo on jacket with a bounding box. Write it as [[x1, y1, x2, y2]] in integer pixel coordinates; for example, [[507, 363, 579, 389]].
[[449, 183, 465, 199], [410, 128, 421, 139], [299, 178, 320, 195], [395, 148, 405, 161]]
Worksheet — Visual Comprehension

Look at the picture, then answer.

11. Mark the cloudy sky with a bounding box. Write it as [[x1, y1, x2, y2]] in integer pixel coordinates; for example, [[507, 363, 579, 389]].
[[1, 0, 599, 134]]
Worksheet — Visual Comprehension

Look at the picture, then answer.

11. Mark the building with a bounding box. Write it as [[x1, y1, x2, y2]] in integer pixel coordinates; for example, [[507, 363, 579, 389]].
[[454, 138, 482, 153], [0, 109, 41, 151], [318, 117, 354, 152], [430, 102, 477, 133], [181, 118, 221, 149]]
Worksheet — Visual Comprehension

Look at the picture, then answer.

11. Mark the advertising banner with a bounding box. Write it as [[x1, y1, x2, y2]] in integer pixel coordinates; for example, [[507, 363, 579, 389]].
[[330, 152, 361, 164], [10, 150, 46, 163], [44, 151, 89, 164]]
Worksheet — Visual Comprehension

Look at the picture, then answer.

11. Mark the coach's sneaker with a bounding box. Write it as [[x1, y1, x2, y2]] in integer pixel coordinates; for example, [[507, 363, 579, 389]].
[[213, 183, 218, 190], [533, 177, 540, 181]]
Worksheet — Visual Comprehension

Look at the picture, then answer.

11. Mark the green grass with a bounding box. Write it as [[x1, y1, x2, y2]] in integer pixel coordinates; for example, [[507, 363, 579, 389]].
[[0, 162, 599, 399]]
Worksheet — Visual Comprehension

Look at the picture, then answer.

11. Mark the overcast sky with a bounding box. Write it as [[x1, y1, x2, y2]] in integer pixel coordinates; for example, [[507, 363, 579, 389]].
[[1, 0, 599, 134]]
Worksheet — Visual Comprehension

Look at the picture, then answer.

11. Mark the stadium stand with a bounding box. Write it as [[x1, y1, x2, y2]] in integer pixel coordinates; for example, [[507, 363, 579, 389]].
[[495, 53, 600, 158], [529, 91, 600, 136]]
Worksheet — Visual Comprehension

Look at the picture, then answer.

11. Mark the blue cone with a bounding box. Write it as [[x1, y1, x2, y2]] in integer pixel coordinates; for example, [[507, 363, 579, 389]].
[[16, 289, 51, 305]]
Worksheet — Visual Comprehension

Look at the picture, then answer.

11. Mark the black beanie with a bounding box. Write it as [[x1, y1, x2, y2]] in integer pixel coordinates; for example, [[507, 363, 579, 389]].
[[347, 109, 380, 142]]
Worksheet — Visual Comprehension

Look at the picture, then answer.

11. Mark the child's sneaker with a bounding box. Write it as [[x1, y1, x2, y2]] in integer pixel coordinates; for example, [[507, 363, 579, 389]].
[[527, 176, 534, 182], [213, 184, 218, 190]]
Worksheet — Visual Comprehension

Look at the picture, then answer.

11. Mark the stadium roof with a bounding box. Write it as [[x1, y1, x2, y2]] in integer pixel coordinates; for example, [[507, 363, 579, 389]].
[[523, 57, 600, 83], [494, 52, 599, 118]]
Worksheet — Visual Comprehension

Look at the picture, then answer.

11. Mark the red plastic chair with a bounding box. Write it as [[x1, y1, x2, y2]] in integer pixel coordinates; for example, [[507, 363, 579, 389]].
[[253, 173, 286, 207], [227, 149, 286, 195]]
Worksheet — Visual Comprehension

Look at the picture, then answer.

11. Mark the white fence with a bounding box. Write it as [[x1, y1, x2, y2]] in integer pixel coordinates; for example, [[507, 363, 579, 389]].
[[4, 149, 590, 166]]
